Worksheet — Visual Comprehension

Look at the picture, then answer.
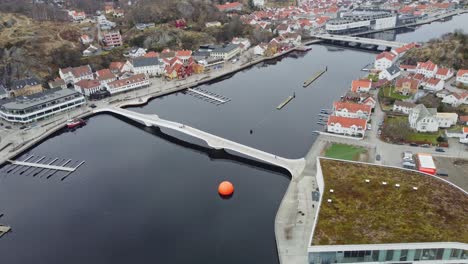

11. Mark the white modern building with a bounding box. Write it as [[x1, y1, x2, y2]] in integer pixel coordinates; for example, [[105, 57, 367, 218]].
[[308, 158, 468, 264], [0, 88, 85, 123], [210, 44, 241, 61]]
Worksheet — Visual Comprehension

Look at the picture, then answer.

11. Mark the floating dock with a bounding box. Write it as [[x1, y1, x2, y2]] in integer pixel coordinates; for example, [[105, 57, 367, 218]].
[[277, 95, 294, 110], [186, 88, 231, 105], [0, 225, 11, 238], [303, 66, 327, 88]]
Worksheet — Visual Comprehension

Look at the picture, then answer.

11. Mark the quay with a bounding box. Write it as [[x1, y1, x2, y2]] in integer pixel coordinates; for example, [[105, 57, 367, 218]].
[[277, 95, 294, 110], [303, 67, 327, 88]]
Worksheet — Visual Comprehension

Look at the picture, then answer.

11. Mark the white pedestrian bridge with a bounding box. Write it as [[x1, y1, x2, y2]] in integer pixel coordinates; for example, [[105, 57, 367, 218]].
[[96, 107, 306, 177]]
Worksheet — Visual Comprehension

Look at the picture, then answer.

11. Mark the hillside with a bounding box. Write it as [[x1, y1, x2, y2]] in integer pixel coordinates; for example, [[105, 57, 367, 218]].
[[402, 30, 468, 70], [0, 12, 83, 85]]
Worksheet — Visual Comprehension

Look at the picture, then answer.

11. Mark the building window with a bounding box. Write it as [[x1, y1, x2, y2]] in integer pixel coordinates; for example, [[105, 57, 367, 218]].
[[400, 250, 408, 261], [386, 250, 394, 261], [451, 249, 461, 258]]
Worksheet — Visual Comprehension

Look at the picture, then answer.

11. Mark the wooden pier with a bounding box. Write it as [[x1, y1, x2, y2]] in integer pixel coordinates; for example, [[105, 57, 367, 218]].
[[0, 225, 11, 238], [277, 95, 294, 110], [303, 66, 327, 88]]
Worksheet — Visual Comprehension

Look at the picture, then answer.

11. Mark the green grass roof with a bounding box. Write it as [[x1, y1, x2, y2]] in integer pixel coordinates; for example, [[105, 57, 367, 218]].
[[312, 159, 468, 246]]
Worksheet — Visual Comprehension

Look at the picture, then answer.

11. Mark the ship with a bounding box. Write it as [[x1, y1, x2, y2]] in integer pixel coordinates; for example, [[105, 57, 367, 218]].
[[66, 118, 86, 129]]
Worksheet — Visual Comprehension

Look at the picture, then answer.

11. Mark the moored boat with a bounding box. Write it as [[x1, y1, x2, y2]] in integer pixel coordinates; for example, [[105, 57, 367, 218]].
[[66, 118, 86, 129]]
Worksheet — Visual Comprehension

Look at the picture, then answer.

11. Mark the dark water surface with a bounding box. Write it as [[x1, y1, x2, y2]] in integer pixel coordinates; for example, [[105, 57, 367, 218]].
[[0, 13, 466, 264]]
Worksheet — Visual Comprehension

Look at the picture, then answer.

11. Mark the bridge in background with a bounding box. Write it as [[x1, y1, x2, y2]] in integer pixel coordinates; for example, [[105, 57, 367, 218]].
[[97, 107, 306, 177], [311, 34, 407, 48]]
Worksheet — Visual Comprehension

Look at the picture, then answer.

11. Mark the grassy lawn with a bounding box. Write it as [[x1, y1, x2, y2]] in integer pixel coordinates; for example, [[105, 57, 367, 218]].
[[313, 159, 468, 245], [407, 131, 442, 145], [380, 86, 411, 100], [368, 73, 379, 82], [324, 143, 366, 161]]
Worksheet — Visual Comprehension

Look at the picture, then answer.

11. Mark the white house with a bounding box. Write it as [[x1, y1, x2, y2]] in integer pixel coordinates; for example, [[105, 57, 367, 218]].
[[393, 100, 416, 115], [351, 79, 372, 93], [327, 116, 367, 136], [80, 34, 93, 44], [456, 69, 468, 86], [461, 127, 468, 144], [131, 57, 165, 76], [74, 79, 102, 96], [441, 92, 465, 107], [416, 60, 438, 78], [126, 47, 147, 58], [280, 33, 302, 47], [210, 44, 241, 61], [253, 0, 265, 6], [361, 96, 376, 109], [59, 65, 94, 86], [253, 43, 268, 56], [408, 104, 439, 132], [333, 101, 371, 120], [422, 77, 444, 92], [232, 37, 251, 51], [374, 51, 396, 71], [105, 74, 150, 95], [95, 69, 117, 86], [68, 10, 85, 21], [378, 64, 401, 81], [436, 112, 458, 128], [435, 67, 453, 81]]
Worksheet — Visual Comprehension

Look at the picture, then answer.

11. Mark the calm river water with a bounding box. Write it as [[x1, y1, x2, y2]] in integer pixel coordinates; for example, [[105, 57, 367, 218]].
[[0, 13, 466, 264]]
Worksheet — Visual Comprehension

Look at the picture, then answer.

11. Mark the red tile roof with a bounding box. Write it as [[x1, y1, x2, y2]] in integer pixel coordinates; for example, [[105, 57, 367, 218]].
[[463, 127, 468, 134], [457, 69, 468, 77], [61, 65, 92, 78], [327, 116, 367, 129], [107, 73, 148, 89], [436, 68, 451, 76], [396, 77, 419, 91], [216, 2, 242, 11], [425, 77, 442, 86], [144, 51, 159, 58], [109, 62, 125, 72], [75, 79, 100, 89], [333, 101, 371, 114], [96, 69, 115, 81], [417, 60, 437, 71], [351, 79, 372, 92], [376, 51, 396, 61], [459, 116, 468, 122], [176, 50, 192, 57], [400, 64, 417, 70]]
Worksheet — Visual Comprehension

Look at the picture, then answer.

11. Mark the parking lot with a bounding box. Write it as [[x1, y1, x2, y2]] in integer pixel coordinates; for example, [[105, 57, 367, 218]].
[[433, 157, 468, 192]]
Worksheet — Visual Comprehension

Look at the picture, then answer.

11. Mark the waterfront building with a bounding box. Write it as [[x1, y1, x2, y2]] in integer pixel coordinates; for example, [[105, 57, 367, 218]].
[[332, 101, 371, 120], [210, 44, 241, 61], [456, 69, 468, 86], [0, 88, 85, 123], [7, 78, 44, 98], [325, 10, 397, 34], [408, 104, 439, 132], [59, 65, 94, 86], [351, 79, 372, 93], [374, 52, 396, 71], [326, 116, 367, 136], [393, 100, 416, 115], [131, 57, 165, 77], [308, 159, 468, 264], [74, 79, 102, 97], [105, 73, 150, 95]]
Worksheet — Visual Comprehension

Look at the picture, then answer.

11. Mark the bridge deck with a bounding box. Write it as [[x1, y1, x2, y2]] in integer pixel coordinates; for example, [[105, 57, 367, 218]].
[[312, 34, 407, 48]]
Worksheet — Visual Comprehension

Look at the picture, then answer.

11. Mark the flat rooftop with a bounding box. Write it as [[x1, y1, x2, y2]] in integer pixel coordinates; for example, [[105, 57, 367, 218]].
[[312, 159, 468, 246]]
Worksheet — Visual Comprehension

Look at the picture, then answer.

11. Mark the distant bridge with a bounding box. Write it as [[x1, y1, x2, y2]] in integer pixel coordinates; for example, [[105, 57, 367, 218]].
[[311, 34, 407, 48], [96, 107, 306, 177]]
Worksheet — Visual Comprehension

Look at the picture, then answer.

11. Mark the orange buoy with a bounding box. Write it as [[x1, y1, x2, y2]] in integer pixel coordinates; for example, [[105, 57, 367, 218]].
[[218, 181, 234, 196]]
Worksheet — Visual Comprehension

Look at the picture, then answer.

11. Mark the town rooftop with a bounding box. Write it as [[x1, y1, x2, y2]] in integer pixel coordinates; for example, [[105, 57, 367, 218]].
[[312, 159, 468, 246]]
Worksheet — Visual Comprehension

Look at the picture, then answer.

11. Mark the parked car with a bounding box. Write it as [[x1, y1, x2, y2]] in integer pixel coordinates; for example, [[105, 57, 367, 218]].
[[367, 124, 372, 130], [435, 147, 445, 152], [402, 151, 413, 162], [409, 143, 419, 147], [89, 104, 97, 108], [376, 154, 381, 161], [402, 161, 416, 169], [5, 126, 12, 129], [421, 144, 430, 148], [19, 125, 27, 130]]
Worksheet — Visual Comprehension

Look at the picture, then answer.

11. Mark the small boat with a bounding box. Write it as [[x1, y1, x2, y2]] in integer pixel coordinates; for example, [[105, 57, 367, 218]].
[[66, 118, 86, 129]]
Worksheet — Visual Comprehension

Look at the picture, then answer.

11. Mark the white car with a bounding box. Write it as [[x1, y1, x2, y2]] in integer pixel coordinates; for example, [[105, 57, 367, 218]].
[[367, 124, 372, 130]]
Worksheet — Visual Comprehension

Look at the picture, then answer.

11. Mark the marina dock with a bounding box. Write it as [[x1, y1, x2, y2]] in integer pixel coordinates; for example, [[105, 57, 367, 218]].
[[0, 225, 11, 238], [303, 67, 327, 87], [277, 95, 294, 110]]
